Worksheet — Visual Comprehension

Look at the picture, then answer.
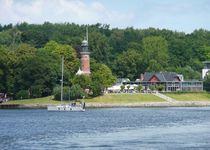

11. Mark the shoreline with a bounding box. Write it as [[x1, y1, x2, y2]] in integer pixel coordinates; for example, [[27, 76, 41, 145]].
[[1, 101, 210, 109]]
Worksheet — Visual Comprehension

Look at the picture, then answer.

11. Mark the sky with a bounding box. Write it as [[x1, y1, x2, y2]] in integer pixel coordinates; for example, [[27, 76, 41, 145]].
[[0, 0, 210, 33]]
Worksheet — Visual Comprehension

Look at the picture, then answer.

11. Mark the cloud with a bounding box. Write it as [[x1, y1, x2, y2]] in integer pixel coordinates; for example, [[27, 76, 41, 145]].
[[0, 0, 134, 27]]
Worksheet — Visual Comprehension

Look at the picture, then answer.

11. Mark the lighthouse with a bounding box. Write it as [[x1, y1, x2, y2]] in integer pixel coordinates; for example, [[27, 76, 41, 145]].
[[76, 28, 91, 75]]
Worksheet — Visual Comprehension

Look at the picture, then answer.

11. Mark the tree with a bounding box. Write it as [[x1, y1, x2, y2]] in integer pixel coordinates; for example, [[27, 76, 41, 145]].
[[156, 84, 165, 91], [168, 38, 192, 67], [92, 64, 116, 90], [114, 49, 143, 80], [127, 85, 130, 92], [72, 74, 91, 89], [11, 46, 60, 98], [91, 59, 116, 90], [89, 31, 112, 65], [143, 36, 169, 71], [149, 85, 156, 91], [204, 73, 210, 92], [0, 28, 21, 47], [109, 29, 126, 54], [90, 82, 103, 97], [0, 46, 9, 93], [136, 85, 143, 92], [53, 84, 85, 101], [69, 84, 86, 100], [44, 41, 79, 79], [120, 85, 125, 92], [146, 59, 163, 72]]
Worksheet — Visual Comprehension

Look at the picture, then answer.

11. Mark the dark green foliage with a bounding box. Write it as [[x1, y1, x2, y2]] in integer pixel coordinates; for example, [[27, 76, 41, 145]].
[[89, 31, 112, 65], [90, 82, 103, 97], [69, 84, 86, 100], [72, 75, 91, 89], [91, 59, 116, 89], [120, 85, 125, 92], [143, 36, 168, 70], [149, 85, 156, 91], [1, 22, 210, 99], [156, 84, 165, 91], [0, 46, 9, 93], [53, 85, 85, 101], [114, 49, 143, 80], [204, 74, 210, 92], [136, 85, 143, 92], [16, 90, 29, 99]]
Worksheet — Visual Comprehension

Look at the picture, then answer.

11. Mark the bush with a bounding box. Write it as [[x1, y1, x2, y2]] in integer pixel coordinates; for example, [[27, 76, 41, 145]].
[[70, 84, 86, 100], [156, 84, 165, 91], [53, 84, 85, 101], [16, 90, 29, 99], [120, 85, 125, 92], [149, 85, 156, 91], [90, 82, 103, 97], [136, 85, 143, 92], [30, 85, 43, 98]]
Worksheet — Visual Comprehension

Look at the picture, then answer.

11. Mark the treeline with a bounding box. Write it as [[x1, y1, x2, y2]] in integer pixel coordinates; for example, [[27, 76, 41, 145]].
[[0, 22, 210, 98]]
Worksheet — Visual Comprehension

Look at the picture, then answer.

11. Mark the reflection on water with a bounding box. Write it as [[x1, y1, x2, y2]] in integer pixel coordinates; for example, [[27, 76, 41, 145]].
[[1, 107, 210, 149]]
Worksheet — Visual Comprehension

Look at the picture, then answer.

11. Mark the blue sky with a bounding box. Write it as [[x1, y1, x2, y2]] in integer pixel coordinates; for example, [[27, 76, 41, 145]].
[[0, 0, 210, 33]]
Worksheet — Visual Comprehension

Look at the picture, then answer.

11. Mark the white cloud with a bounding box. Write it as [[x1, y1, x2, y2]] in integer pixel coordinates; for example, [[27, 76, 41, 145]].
[[0, 0, 134, 27]]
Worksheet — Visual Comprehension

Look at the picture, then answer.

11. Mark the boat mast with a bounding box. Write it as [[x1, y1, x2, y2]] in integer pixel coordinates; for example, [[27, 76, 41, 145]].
[[61, 56, 64, 101]]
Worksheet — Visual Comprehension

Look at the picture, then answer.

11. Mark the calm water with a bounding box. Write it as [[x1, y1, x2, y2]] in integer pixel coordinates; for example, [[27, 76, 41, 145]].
[[1, 107, 210, 150]]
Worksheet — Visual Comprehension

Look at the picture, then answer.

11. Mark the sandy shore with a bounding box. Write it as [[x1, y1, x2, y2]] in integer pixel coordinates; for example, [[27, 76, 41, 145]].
[[1, 101, 210, 109]]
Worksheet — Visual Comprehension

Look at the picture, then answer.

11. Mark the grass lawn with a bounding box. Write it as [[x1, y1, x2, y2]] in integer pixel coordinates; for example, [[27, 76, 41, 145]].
[[86, 93, 164, 104], [5, 96, 67, 105], [5, 94, 164, 105], [165, 93, 210, 101]]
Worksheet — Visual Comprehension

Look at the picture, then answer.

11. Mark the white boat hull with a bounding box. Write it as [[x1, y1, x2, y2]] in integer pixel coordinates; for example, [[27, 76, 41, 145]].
[[47, 105, 85, 112]]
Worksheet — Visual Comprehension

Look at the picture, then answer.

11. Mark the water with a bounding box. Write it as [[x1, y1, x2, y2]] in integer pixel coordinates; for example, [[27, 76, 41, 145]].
[[1, 107, 210, 150]]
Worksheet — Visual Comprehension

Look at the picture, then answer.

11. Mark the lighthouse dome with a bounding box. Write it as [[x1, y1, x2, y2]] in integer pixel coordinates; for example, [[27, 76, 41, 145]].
[[82, 40, 88, 46]]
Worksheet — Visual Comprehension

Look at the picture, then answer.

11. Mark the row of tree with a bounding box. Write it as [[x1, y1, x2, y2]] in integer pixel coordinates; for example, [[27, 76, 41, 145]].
[[0, 41, 116, 99], [1, 22, 210, 98], [1, 22, 210, 80]]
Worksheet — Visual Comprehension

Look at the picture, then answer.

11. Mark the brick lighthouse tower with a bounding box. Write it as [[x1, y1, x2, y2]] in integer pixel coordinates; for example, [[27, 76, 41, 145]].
[[77, 28, 90, 75]]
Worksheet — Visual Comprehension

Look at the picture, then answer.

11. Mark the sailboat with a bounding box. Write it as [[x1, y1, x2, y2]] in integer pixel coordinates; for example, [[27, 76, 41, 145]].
[[47, 56, 85, 112]]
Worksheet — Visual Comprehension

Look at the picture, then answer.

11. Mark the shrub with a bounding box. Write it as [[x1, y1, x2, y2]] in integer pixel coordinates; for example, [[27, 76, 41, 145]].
[[69, 84, 86, 100], [53, 84, 85, 101], [90, 82, 103, 97], [120, 85, 125, 92], [16, 90, 29, 100], [136, 85, 143, 92], [30, 85, 43, 98], [156, 84, 165, 91]]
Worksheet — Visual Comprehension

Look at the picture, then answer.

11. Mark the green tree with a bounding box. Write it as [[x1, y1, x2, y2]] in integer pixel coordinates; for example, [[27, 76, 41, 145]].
[[114, 49, 143, 80], [11, 46, 60, 98], [70, 84, 86, 100], [143, 36, 168, 71], [0, 46, 9, 93], [136, 85, 143, 92], [90, 82, 103, 97], [204, 73, 210, 92], [89, 31, 112, 65], [168, 38, 192, 67], [156, 84, 165, 91], [91, 60, 116, 90], [149, 85, 156, 91], [44, 41, 79, 78], [72, 74, 91, 89], [146, 59, 163, 72], [120, 85, 125, 92]]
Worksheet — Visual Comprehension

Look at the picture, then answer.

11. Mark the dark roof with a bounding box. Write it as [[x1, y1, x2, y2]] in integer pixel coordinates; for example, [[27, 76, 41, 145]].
[[143, 72, 181, 82]]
